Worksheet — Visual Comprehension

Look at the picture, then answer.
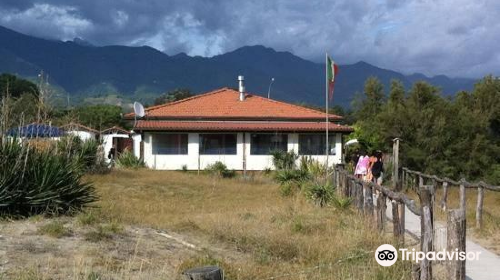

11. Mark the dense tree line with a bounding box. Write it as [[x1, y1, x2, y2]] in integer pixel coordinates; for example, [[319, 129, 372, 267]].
[[350, 76, 500, 184]]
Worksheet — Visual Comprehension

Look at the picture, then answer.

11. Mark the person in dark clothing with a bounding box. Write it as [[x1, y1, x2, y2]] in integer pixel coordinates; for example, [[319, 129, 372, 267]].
[[108, 147, 116, 160], [371, 151, 384, 185]]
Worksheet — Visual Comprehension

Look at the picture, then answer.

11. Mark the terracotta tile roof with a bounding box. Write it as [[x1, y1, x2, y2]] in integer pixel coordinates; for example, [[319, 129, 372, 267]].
[[60, 123, 99, 134], [101, 126, 130, 135], [125, 88, 343, 120], [135, 120, 353, 132]]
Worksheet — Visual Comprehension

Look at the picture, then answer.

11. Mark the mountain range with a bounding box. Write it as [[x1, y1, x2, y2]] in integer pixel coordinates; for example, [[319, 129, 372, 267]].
[[0, 25, 476, 107]]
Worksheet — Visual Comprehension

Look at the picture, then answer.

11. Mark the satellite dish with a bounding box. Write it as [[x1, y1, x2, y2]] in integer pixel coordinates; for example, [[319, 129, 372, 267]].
[[133, 102, 145, 118]]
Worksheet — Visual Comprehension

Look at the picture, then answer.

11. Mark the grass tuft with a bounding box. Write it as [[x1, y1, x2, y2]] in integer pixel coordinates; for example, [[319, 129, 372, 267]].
[[37, 220, 71, 238]]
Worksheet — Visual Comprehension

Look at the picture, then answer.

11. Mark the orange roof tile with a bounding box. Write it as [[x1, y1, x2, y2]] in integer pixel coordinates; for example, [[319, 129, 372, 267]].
[[60, 123, 99, 134], [125, 88, 343, 120], [101, 126, 130, 135], [135, 120, 353, 132]]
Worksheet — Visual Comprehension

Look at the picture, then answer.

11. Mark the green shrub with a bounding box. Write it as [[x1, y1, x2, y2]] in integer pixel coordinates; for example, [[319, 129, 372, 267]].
[[299, 156, 328, 178], [206, 161, 235, 178], [274, 169, 310, 185], [0, 139, 96, 216], [271, 150, 298, 170], [181, 164, 188, 172], [58, 136, 108, 174], [331, 196, 353, 210], [279, 181, 294, 197], [115, 150, 145, 169], [306, 183, 335, 207]]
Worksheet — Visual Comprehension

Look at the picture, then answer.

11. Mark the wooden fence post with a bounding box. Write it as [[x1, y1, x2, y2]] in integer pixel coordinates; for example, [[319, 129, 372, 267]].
[[391, 200, 401, 240], [476, 186, 484, 229], [376, 192, 387, 232], [459, 182, 466, 212], [332, 168, 337, 188], [398, 202, 405, 245], [447, 209, 466, 280], [346, 176, 352, 197], [440, 182, 448, 210], [357, 182, 364, 212], [402, 169, 406, 190], [393, 138, 400, 191], [420, 186, 434, 280], [183, 266, 223, 280], [364, 184, 374, 218]]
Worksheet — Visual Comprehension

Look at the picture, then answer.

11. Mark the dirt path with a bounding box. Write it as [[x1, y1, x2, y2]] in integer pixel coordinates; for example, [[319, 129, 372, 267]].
[[385, 202, 500, 280], [0, 217, 205, 279]]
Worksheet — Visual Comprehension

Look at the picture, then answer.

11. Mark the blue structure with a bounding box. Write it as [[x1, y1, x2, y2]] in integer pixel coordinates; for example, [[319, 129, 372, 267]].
[[7, 124, 65, 138]]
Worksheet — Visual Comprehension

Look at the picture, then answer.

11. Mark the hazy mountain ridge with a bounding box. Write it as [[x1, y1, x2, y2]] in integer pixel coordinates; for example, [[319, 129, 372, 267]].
[[0, 25, 476, 107]]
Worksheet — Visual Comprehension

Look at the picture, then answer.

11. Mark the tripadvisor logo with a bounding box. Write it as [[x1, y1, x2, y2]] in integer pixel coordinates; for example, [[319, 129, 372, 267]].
[[375, 244, 398, 267], [375, 244, 482, 267]]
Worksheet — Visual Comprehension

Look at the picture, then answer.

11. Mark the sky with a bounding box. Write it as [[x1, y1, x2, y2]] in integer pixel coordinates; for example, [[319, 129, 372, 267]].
[[0, 0, 499, 78]]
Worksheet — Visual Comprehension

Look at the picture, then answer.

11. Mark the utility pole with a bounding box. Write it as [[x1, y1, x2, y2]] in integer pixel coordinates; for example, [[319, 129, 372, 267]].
[[267, 78, 275, 99]]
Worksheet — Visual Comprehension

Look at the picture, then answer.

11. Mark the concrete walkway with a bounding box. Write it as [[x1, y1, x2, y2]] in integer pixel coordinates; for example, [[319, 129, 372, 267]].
[[385, 202, 500, 280]]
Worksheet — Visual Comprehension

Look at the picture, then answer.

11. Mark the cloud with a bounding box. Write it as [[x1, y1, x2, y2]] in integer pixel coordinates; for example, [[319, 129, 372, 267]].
[[0, 0, 499, 78], [0, 3, 92, 39]]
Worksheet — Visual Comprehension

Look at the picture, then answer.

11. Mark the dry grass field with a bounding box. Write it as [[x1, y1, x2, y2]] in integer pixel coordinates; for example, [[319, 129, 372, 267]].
[[1, 169, 413, 279]]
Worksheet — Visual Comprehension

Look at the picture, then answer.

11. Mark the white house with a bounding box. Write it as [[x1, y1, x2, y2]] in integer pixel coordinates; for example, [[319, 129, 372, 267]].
[[125, 84, 353, 171], [101, 126, 131, 162], [61, 123, 99, 142]]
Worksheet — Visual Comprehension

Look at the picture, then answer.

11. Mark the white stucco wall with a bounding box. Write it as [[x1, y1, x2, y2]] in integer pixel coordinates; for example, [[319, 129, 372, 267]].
[[132, 133, 142, 159], [143, 132, 344, 171], [66, 130, 96, 141], [102, 133, 130, 163]]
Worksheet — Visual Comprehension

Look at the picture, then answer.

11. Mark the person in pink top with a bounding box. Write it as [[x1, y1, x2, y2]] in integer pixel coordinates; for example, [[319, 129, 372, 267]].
[[354, 150, 369, 178]]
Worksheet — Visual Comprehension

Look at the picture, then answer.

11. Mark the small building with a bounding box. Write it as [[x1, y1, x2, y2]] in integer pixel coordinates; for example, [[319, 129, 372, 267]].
[[125, 86, 353, 171], [101, 126, 132, 162], [61, 123, 99, 141]]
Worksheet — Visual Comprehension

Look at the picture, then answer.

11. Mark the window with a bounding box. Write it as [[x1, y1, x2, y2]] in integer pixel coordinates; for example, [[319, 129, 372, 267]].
[[299, 134, 336, 155], [153, 134, 188, 155], [250, 133, 288, 155], [199, 134, 237, 155]]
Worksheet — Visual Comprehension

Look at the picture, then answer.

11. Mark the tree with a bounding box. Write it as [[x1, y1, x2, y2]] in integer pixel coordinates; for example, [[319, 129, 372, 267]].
[[0, 73, 39, 99], [1, 74, 40, 132], [350, 77, 386, 153], [350, 76, 500, 184], [154, 88, 193, 105], [72, 105, 124, 129]]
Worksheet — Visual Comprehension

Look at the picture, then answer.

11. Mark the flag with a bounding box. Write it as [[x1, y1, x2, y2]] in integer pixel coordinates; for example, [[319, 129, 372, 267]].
[[327, 55, 338, 100]]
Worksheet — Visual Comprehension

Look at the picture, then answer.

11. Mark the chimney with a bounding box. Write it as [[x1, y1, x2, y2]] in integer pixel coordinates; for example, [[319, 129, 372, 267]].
[[238, 75, 245, 101]]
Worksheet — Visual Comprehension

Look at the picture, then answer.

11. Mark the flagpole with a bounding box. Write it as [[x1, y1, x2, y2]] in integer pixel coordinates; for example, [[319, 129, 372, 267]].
[[325, 52, 329, 171]]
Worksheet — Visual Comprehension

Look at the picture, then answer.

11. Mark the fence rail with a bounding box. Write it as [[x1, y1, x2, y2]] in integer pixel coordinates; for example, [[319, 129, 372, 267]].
[[333, 166, 467, 280], [402, 167, 495, 229], [402, 167, 500, 191]]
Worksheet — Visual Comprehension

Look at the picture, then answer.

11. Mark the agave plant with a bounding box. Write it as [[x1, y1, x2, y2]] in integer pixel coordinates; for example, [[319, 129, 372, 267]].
[[0, 138, 97, 216], [306, 183, 335, 207], [331, 196, 353, 210]]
